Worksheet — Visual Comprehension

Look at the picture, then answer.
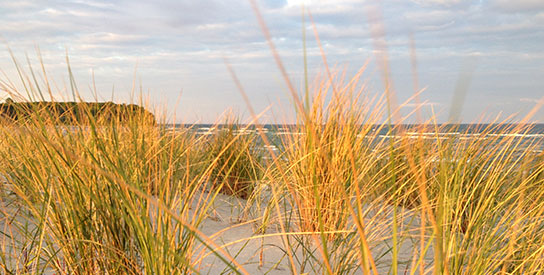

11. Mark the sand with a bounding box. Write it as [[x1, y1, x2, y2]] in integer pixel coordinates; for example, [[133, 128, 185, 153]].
[[192, 191, 434, 274], [0, 178, 433, 274]]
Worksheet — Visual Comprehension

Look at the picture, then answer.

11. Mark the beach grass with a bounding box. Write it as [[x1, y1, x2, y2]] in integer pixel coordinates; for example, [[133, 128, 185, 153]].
[[0, 42, 543, 275], [205, 117, 263, 200]]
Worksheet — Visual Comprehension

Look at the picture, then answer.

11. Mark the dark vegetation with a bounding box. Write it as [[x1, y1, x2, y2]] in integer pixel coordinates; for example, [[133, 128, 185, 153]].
[[0, 98, 155, 124]]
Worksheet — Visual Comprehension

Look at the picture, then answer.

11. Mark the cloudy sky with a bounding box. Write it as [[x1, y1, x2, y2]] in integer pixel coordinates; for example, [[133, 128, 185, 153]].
[[0, 0, 542, 123]]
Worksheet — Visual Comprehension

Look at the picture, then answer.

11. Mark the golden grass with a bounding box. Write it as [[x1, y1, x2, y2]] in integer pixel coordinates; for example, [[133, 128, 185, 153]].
[[0, 37, 543, 275]]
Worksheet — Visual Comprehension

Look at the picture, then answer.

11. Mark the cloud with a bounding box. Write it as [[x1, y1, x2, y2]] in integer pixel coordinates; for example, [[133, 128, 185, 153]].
[[401, 101, 441, 108], [490, 0, 544, 13], [410, 0, 471, 8], [261, 0, 287, 9], [0, 0, 542, 123], [77, 32, 148, 46], [520, 97, 544, 104]]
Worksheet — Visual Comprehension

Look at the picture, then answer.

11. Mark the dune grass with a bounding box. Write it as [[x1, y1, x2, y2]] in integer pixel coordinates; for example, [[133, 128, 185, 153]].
[[0, 37, 543, 275], [205, 117, 263, 200], [0, 68, 252, 273]]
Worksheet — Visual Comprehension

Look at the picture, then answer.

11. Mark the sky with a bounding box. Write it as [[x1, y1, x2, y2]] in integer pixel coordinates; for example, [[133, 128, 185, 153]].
[[0, 0, 542, 123]]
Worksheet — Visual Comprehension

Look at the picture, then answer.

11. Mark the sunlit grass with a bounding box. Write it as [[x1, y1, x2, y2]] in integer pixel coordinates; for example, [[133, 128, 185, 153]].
[[0, 64, 251, 274], [0, 44, 543, 275], [205, 117, 263, 200]]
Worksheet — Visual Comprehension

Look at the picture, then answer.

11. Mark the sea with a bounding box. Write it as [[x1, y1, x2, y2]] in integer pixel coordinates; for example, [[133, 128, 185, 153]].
[[163, 123, 544, 154]]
